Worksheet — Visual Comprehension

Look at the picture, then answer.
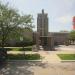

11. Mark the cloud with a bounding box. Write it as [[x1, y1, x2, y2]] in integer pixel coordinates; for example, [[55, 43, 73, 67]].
[[56, 15, 72, 24]]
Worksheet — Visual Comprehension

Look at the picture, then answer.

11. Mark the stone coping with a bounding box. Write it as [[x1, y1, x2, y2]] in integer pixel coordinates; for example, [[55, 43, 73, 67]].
[[61, 60, 75, 62], [7, 60, 42, 62]]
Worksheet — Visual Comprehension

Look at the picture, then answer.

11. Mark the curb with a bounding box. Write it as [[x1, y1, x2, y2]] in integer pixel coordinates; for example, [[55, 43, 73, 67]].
[[7, 60, 42, 62], [61, 60, 75, 62]]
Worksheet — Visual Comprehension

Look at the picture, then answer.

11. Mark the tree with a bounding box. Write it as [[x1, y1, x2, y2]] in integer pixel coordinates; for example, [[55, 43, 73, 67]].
[[69, 30, 75, 45], [69, 30, 75, 40], [0, 4, 19, 47], [8, 27, 33, 46], [0, 2, 33, 60]]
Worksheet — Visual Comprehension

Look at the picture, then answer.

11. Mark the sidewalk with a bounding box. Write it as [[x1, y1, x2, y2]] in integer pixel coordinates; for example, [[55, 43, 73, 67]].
[[7, 49, 75, 63], [38, 51, 61, 63], [7, 51, 61, 63], [55, 45, 75, 51], [38, 50, 75, 63]]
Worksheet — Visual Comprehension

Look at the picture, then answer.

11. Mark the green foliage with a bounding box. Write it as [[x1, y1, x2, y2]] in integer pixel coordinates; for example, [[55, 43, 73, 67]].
[[20, 47, 32, 51], [0, 3, 19, 44], [69, 30, 75, 40], [0, 2, 33, 47], [7, 54, 41, 60], [0, 2, 34, 61], [24, 54, 41, 60], [0, 48, 7, 61], [58, 54, 75, 60], [7, 47, 32, 51]]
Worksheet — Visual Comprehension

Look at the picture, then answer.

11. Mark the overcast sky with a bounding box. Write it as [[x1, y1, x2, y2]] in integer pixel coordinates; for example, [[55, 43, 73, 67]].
[[1, 0, 75, 32]]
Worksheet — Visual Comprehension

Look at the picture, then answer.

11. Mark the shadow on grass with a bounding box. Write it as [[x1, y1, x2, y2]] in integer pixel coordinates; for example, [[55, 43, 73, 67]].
[[0, 48, 12, 51], [7, 54, 41, 60], [19, 47, 32, 51]]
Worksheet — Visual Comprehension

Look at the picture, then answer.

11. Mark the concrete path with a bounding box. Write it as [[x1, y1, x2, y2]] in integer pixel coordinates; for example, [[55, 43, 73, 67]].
[[7, 50, 75, 63], [0, 45, 75, 75], [6, 45, 75, 65], [7, 46, 75, 63], [55, 45, 75, 51], [0, 61, 75, 75], [38, 51, 61, 63]]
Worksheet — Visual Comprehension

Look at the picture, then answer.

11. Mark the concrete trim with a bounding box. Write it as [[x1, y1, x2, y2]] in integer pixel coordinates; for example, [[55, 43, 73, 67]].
[[61, 60, 75, 62], [7, 60, 42, 62]]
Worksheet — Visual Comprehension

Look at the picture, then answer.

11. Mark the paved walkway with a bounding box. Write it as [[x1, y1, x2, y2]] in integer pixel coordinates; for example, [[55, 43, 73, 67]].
[[55, 45, 75, 51], [7, 45, 75, 63], [0, 45, 75, 75], [0, 61, 75, 75], [38, 50, 75, 63], [38, 51, 61, 63], [7, 49, 75, 63]]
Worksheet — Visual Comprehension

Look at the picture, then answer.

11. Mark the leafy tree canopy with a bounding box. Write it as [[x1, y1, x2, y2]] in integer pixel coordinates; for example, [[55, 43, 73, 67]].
[[69, 30, 75, 40], [0, 2, 33, 47]]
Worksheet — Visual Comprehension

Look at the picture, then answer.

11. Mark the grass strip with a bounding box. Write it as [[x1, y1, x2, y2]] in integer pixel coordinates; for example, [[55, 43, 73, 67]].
[[58, 54, 75, 60]]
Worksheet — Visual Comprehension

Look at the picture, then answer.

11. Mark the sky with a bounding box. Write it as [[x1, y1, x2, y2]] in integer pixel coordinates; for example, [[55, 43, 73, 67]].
[[0, 0, 75, 32]]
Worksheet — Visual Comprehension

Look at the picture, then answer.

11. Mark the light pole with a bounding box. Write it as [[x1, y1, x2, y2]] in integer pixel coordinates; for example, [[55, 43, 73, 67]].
[[20, 37, 25, 56]]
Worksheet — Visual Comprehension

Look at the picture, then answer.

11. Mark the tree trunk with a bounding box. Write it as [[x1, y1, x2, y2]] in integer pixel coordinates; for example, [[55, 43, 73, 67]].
[[0, 38, 7, 61]]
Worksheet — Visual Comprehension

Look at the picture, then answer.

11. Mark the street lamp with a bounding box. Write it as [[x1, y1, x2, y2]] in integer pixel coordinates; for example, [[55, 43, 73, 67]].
[[20, 36, 23, 42], [20, 36, 25, 56]]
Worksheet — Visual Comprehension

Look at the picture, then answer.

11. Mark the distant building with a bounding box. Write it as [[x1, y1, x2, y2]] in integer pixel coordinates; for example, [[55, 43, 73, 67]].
[[33, 9, 69, 50], [49, 32, 69, 45], [37, 9, 48, 36], [36, 9, 51, 49]]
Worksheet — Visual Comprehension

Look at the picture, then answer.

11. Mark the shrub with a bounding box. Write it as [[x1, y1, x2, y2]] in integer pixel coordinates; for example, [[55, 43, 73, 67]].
[[24, 54, 41, 60], [0, 48, 8, 61], [15, 41, 34, 47], [7, 54, 41, 60], [19, 47, 32, 51]]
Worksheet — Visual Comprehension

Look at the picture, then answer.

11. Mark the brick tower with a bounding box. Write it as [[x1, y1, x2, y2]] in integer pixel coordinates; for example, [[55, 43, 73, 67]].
[[36, 9, 54, 50], [37, 9, 48, 46], [37, 9, 48, 37]]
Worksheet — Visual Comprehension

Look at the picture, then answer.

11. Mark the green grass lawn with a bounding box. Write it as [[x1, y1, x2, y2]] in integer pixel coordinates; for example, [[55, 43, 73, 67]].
[[11, 47, 32, 51], [5, 46, 32, 51], [7, 54, 41, 60], [58, 54, 75, 60]]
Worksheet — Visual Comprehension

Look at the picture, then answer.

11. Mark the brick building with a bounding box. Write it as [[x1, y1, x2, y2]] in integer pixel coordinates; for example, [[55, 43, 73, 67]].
[[34, 9, 69, 50]]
